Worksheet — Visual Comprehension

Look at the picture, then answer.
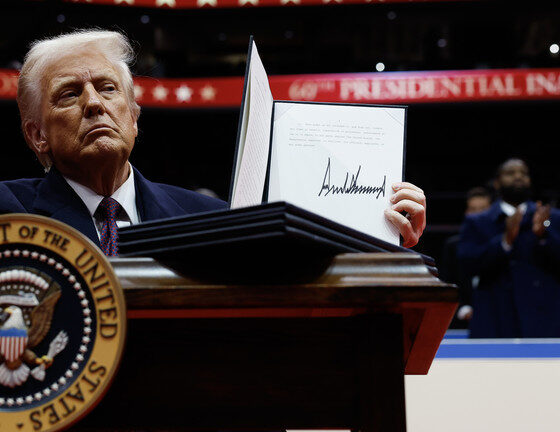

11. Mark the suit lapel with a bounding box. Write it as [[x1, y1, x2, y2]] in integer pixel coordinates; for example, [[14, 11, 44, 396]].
[[31, 169, 100, 246], [133, 167, 186, 222]]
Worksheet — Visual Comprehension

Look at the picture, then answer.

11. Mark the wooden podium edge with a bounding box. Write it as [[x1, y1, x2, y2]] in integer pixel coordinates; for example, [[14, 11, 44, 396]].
[[112, 253, 458, 375]]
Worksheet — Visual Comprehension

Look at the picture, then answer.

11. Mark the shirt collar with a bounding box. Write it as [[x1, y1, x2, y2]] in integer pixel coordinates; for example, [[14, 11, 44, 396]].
[[63, 163, 138, 223], [499, 200, 527, 217]]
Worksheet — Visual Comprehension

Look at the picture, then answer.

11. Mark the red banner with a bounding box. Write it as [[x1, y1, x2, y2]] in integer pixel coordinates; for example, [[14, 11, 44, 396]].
[[63, 0, 468, 9], [272, 69, 560, 104], [2, 68, 560, 107]]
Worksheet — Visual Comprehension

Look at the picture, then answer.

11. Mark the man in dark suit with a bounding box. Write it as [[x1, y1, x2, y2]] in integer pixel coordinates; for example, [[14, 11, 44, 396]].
[[457, 159, 560, 337], [1, 29, 427, 255], [0, 30, 226, 254]]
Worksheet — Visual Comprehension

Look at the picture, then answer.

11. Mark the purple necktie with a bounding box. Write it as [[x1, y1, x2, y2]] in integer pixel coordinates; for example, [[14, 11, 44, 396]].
[[98, 197, 121, 256]]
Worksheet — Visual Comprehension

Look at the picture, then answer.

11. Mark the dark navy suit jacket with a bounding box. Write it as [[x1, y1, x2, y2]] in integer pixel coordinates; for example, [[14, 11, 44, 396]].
[[457, 201, 560, 338], [0, 167, 228, 247]]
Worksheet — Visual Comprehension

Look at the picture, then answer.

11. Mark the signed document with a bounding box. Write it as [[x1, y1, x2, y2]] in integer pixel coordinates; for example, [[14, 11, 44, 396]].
[[230, 39, 406, 245], [267, 102, 405, 244]]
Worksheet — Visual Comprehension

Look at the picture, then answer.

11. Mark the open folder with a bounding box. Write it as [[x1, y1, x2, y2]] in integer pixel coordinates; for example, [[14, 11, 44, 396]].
[[230, 37, 406, 245], [119, 202, 436, 276]]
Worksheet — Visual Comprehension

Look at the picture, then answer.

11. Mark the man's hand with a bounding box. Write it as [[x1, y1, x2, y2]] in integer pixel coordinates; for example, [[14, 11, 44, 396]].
[[504, 207, 524, 246], [384, 182, 426, 248], [532, 201, 551, 238]]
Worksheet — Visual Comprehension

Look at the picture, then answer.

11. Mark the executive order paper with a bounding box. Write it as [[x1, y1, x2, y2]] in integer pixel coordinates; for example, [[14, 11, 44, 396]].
[[267, 102, 406, 245]]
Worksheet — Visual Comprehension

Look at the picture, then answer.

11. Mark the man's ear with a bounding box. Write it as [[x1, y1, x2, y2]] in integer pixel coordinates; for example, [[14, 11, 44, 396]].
[[23, 121, 50, 155]]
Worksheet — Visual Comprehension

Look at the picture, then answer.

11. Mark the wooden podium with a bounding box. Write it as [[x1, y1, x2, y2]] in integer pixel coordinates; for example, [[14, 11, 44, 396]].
[[75, 252, 456, 432]]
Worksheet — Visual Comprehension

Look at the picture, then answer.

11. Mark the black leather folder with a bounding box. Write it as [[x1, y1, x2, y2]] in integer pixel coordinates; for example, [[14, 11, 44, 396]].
[[118, 202, 435, 280]]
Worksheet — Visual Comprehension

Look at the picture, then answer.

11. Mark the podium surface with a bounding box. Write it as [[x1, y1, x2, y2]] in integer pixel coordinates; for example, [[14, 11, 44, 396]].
[[77, 253, 456, 431]]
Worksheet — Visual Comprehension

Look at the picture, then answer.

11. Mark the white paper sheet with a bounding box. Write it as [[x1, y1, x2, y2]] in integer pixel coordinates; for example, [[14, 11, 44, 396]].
[[230, 42, 274, 208], [268, 102, 405, 244]]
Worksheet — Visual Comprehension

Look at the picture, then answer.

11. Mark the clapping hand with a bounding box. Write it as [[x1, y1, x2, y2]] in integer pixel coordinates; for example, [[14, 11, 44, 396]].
[[532, 201, 551, 238], [505, 206, 524, 246]]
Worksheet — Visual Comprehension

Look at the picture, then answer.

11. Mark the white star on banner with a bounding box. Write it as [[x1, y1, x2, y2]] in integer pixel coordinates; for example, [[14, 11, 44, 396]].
[[197, 0, 217, 6], [134, 85, 144, 100], [239, 0, 259, 5], [115, 0, 134, 4], [200, 85, 216, 101], [156, 0, 176, 7], [175, 85, 194, 102], [153, 85, 169, 101], [280, 0, 300, 4]]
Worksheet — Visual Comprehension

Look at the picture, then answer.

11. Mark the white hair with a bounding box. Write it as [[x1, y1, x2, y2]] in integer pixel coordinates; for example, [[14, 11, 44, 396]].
[[17, 29, 141, 169]]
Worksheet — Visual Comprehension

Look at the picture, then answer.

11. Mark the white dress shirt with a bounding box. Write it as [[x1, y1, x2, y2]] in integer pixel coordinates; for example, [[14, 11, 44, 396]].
[[64, 164, 140, 239], [500, 200, 526, 218], [499, 200, 527, 252]]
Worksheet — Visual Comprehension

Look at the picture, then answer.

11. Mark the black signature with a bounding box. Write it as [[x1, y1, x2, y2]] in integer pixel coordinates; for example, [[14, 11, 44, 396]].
[[318, 157, 386, 198]]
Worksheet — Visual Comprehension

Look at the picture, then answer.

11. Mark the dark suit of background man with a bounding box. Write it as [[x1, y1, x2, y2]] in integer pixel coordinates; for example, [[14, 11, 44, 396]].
[[0, 29, 427, 255], [458, 159, 560, 337]]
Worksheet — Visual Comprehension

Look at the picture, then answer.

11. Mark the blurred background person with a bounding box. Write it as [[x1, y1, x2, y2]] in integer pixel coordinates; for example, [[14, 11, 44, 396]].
[[440, 186, 493, 329], [458, 158, 560, 338]]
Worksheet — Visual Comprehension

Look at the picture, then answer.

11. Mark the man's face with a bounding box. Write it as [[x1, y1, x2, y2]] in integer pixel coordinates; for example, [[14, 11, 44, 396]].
[[497, 160, 531, 190], [37, 47, 138, 175], [466, 196, 491, 215], [495, 159, 531, 205]]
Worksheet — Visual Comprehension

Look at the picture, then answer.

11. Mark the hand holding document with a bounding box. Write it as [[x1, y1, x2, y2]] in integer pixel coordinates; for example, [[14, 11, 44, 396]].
[[230, 38, 410, 246], [384, 181, 427, 248]]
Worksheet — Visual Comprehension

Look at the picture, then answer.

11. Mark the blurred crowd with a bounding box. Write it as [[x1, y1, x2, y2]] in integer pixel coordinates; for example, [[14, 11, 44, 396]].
[[440, 158, 560, 338]]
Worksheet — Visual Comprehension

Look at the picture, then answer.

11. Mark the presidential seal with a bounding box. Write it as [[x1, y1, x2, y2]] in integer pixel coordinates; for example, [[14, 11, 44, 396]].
[[0, 214, 126, 432]]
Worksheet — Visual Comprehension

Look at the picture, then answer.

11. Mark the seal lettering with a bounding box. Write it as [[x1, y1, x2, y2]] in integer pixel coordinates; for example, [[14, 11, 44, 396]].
[[29, 410, 42, 430], [66, 382, 85, 403], [0, 222, 10, 242], [58, 397, 76, 418], [88, 361, 107, 377], [43, 230, 70, 251], [75, 248, 94, 268], [18, 225, 39, 240], [100, 314, 118, 339], [42, 403, 61, 425], [81, 375, 101, 393], [83, 263, 106, 285]]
